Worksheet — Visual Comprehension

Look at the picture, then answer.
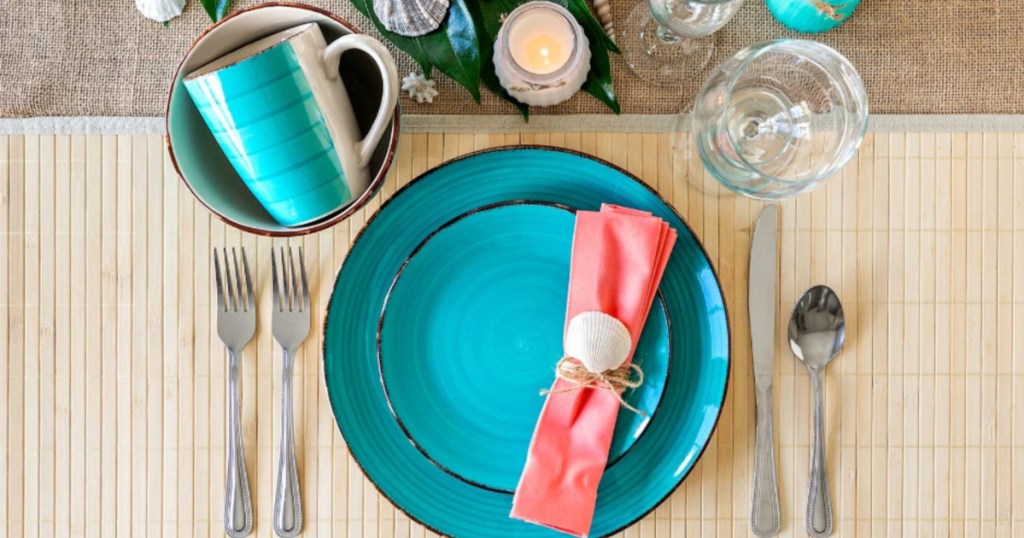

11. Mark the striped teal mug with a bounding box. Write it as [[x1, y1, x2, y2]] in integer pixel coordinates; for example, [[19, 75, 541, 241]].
[[184, 23, 398, 227]]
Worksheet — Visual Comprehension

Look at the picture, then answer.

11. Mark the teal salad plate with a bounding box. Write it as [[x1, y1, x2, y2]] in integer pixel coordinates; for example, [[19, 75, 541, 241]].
[[378, 201, 672, 493], [323, 147, 730, 537]]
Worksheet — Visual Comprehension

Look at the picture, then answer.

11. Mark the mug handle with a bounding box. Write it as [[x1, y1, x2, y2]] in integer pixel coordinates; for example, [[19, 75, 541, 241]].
[[323, 34, 399, 168]]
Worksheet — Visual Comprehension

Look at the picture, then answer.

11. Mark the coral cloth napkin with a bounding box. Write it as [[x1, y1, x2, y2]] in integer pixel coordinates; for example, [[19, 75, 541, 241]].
[[510, 204, 677, 536]]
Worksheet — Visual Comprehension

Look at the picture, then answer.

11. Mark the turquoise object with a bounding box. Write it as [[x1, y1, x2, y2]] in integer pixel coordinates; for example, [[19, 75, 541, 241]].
[[379, 202, 672, 493], [765, 0, 860, 33], [183, 41, 350, 227], [323, 148, 730, 537], [165, 6, 401, 237]]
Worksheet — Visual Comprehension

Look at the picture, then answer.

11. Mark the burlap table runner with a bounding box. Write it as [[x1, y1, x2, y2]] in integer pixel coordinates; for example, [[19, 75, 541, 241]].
[[2, 0, 1023, 117]]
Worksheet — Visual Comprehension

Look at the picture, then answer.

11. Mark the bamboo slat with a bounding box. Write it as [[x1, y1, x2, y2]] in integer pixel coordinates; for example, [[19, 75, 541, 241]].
[[2, 132, 1023, 537]]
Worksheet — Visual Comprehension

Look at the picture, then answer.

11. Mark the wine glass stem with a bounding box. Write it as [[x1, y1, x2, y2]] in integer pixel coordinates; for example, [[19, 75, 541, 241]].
[[656, 26, 681, 45]]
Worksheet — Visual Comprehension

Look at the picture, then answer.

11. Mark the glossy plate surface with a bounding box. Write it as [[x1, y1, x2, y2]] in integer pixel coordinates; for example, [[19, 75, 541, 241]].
[[379, 202, 671, 493], [323, 147, 730, 537]]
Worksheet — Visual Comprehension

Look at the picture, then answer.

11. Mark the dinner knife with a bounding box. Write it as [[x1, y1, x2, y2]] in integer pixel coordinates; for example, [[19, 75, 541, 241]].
[[750, 204, 781, 537]]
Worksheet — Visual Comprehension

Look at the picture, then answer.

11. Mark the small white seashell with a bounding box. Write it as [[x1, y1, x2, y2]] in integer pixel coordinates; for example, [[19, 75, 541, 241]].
[[135, 0, 185, 23], [592, 0, 615, 42], [564, 311, 632, 374], [374, 0, 449, 37], [401, 72, 440, 104]]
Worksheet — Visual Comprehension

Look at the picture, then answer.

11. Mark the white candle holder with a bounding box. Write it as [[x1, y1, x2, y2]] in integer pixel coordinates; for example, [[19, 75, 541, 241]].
[[493, 1, 591, 107]]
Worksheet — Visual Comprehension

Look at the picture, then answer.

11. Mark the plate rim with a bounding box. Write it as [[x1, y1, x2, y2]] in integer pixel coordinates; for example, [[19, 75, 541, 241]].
[[321, 145, 733, 537], [375, 199, 675, 493]]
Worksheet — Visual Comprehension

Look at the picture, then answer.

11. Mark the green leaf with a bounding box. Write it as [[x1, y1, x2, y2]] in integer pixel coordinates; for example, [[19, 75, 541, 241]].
[[350, 0, 433, 76], [468, 0, 530, 118], [551, 0, 621, 113], [473, 0, 517, 41], [349, 0, 482, 102], [199, 0, 232, 22], [583, 9, 620, 54]]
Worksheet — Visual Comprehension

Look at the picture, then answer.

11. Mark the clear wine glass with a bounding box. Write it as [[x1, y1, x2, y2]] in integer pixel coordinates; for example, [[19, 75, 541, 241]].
[[688, 39, 868, 199], [621, 0, 745, 85]]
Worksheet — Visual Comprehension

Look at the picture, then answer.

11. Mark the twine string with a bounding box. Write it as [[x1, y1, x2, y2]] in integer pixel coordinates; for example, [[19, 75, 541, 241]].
[[539, 357, 648, 416], [812, 1, 850, 21]]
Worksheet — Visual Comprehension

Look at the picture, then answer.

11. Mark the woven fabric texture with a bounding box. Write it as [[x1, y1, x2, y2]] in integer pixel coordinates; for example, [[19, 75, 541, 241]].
[[2, 0, 1023, 117]]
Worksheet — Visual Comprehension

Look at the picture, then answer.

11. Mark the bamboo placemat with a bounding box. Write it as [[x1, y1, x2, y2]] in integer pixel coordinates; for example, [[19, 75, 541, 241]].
[[2, 131, 1023, 537]]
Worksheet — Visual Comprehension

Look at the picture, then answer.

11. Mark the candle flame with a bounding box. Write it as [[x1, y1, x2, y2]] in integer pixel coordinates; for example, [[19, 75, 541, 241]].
[[509, 22, 569, 75]]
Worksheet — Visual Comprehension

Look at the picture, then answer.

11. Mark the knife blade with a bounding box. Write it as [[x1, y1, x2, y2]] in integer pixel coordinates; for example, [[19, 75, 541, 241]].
[[750, 205, 778, 386], [749, 204, 780, 537]]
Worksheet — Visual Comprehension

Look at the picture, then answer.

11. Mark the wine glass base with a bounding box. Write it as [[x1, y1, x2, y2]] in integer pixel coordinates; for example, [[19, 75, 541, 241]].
[[672, 142, 735, 199], [621, 2, 716, 87], [671, 114, 735, 199]]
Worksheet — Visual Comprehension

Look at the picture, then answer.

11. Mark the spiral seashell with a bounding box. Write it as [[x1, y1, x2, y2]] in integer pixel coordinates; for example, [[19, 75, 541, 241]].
[[592, 0, 615, 42], [134, 0, 185, 22], [374, 0, 450, 37], [564, 311, 632, 374]]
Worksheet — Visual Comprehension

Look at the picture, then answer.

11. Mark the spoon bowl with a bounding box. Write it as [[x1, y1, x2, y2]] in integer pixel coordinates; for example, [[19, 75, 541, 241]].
[[788, 285, 845, 371]]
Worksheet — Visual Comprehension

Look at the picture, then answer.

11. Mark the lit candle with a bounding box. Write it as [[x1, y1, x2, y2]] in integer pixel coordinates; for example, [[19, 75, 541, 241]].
[[494, 1, 591, 107], [507, 9, 574, 75]]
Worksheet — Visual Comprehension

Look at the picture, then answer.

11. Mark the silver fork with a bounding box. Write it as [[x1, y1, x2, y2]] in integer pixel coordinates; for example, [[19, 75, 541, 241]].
[[271, 246, 310, 538], [214, 248, 256, 538]]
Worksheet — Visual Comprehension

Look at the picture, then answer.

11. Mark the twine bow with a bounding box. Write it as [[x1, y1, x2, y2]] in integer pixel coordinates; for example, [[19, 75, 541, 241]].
[[540, 357, 647, 416], [813, 1, 850, 20]]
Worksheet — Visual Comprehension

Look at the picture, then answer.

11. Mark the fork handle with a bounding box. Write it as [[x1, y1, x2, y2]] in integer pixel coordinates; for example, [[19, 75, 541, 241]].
[[225, 350, 253, 537], [274, 349, 302, 538]]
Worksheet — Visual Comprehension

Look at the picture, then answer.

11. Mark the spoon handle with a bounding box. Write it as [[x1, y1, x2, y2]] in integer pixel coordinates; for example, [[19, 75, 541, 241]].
[[807, 370, 833, 537], [751, 386, 781, 537]]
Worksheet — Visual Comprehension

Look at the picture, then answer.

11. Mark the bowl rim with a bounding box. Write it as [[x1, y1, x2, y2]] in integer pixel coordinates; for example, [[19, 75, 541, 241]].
[[164, 1, 401, 237]]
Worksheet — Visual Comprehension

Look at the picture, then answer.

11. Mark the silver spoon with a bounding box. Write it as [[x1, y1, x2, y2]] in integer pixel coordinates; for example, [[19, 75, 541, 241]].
[[788, 285, 845, 538]]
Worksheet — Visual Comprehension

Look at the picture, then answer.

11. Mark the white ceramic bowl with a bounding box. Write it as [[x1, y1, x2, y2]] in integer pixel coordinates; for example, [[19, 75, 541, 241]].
[[166, 3, 401, 236]]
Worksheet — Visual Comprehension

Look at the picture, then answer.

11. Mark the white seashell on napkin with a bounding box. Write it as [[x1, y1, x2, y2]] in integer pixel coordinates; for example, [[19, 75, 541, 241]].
[[564, 311, 632, 373], [135, 0, 185, 22]]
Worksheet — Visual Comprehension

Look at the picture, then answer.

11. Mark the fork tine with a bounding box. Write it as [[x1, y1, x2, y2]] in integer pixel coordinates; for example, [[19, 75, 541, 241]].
[[231, 248, 245, 312], [298, 246, 310, 312], [224, 247, 236, 312], [213, 248, 225, 312], [271, 247, 280, 312], [241, 248, 255, 313], [281, 246, 292, 312], [288, 247, 300, 312]]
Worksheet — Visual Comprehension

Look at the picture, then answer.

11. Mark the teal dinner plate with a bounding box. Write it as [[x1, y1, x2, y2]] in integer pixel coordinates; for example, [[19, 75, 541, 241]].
[[378, 202, 671, 493], [323, 147, 730, 537]]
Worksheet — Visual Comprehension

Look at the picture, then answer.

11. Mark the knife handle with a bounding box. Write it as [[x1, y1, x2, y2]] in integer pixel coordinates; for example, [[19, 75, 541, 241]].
[[751, 386, 781, 537]]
